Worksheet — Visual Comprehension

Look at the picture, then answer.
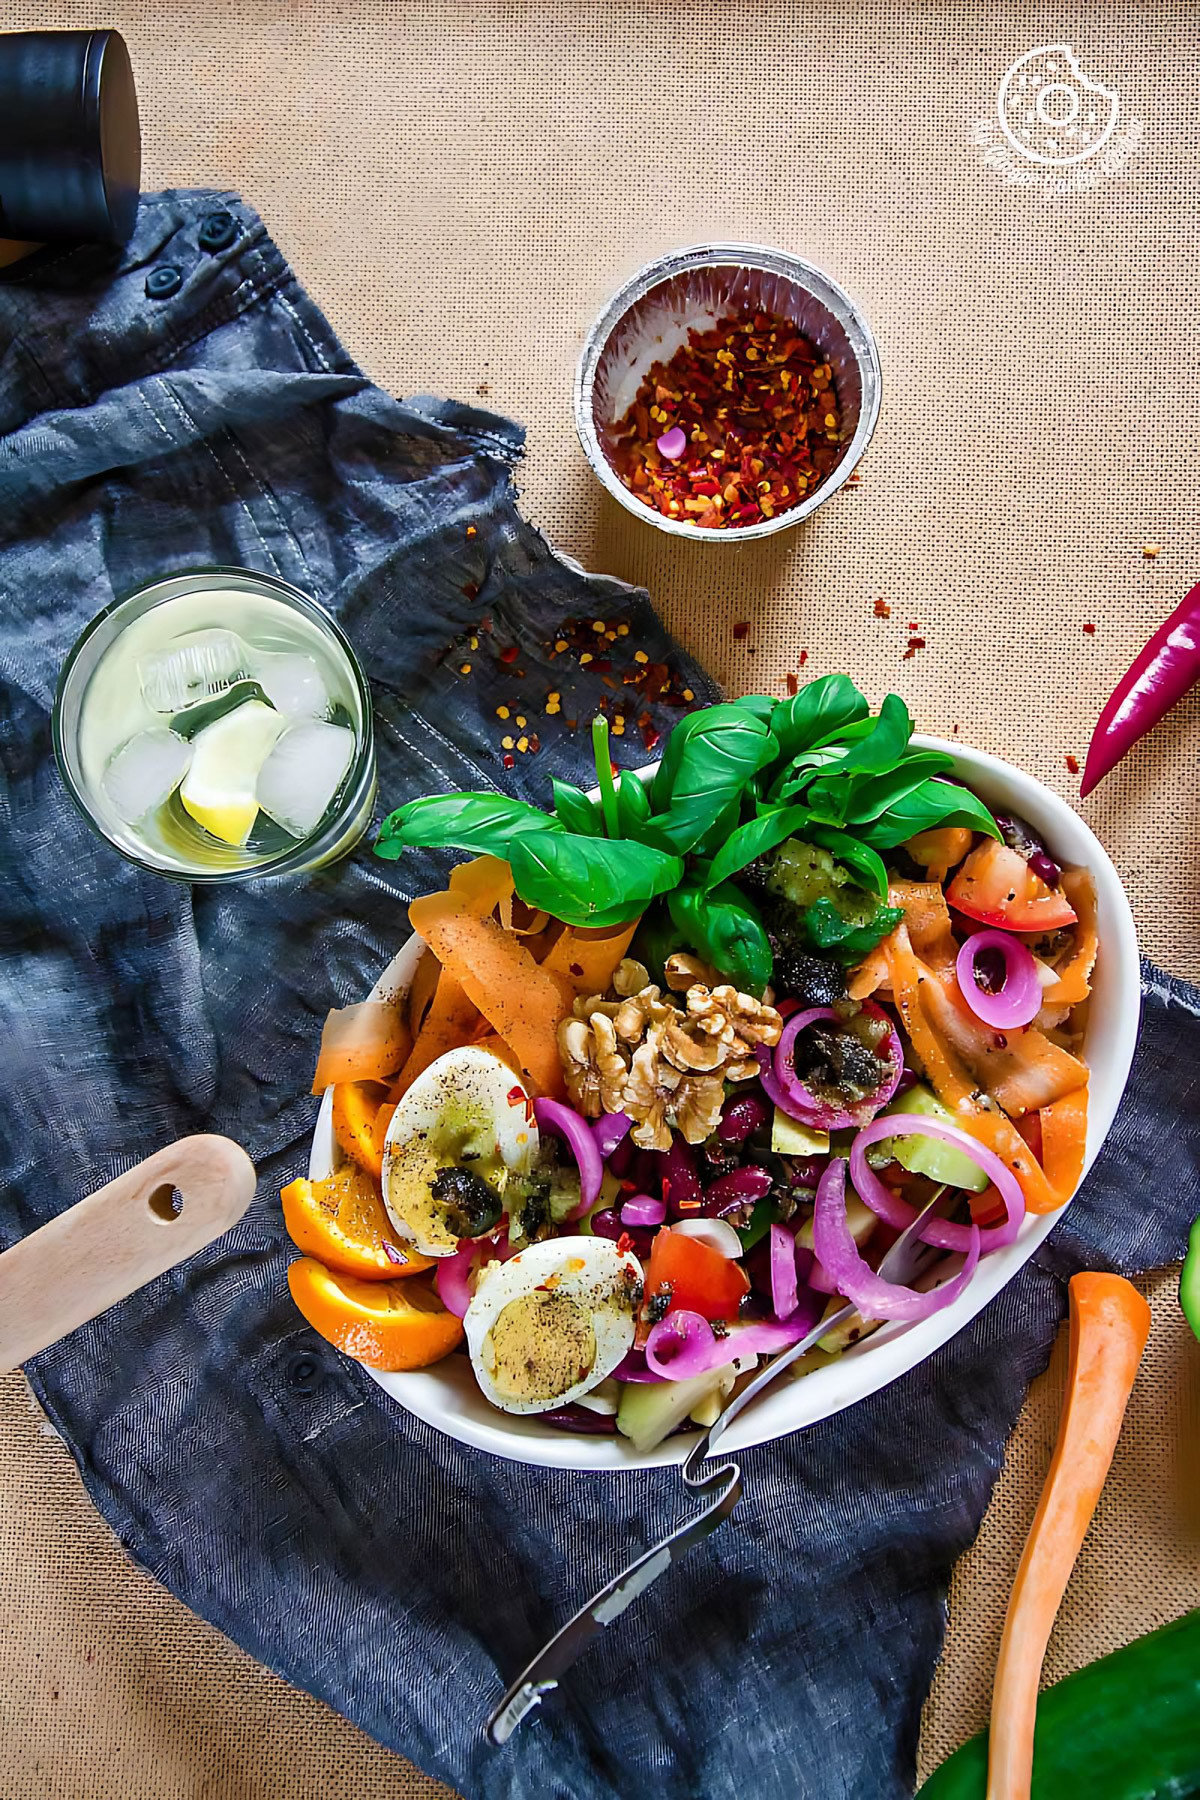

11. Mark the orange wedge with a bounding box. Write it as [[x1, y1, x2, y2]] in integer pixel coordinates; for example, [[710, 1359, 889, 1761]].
[[331, 1080, 388, 1179], [286, 1258, 463, 1369], [281, 1168, 433, 1280]]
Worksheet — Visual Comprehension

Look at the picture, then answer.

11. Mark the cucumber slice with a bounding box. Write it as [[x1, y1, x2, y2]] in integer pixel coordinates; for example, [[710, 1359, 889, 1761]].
[[615, 1365, 734, 1454], [880, 1084, 989, 1193], [771, 1109, 831, 1156]]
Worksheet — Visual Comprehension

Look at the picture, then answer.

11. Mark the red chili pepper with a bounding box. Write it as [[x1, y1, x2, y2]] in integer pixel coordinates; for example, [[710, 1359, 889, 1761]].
[[1080, 581, 1200, 796]]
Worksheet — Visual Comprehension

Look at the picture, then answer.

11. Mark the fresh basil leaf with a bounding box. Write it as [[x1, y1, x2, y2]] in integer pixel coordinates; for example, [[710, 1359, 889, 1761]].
[[841, 752, 957, 824], [803, 896, 904, 963], [616, 770, 652, 836], [857, 779, 1000, 851], [768, 693, 913, 806], [552, 779, 604, 838], [804, 827, 890, 902], [693, 795, 743, 860], [770, 674, 869, 763], [736, 1196, 781, 1254], [509, 833, 682, 928], [798, 774, 855, 828], [704, 804, 814, 889], [728, 693, 780, 725], [668, 879, 773, 995], [376, 792, 558, 861], [650, 706, 779, 854]]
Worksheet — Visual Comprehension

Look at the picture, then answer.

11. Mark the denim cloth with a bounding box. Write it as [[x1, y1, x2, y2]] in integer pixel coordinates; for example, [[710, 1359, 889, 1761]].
[[0, 192, 1195, 1800]]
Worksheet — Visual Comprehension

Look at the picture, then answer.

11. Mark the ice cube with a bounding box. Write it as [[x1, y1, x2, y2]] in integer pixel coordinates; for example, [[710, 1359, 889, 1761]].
[[139, 629, 251, 714], [256, 720, 355, 839], [254, 649, 329, 719], [101, 728, 192, 823]]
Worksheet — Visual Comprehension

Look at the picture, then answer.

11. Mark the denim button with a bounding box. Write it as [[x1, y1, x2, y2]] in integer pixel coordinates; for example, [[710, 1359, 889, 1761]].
[[286, 1351, 321, 1395], [145, 264, 183, 300], [198, 211, 238, 253]]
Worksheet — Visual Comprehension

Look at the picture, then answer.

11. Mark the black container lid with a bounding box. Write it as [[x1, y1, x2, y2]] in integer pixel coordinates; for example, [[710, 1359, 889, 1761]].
[[0, 29, 141, 245]]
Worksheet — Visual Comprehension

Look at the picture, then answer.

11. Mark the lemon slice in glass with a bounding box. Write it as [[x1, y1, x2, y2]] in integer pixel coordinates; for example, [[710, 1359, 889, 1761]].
[[180, 699, 285, 846]]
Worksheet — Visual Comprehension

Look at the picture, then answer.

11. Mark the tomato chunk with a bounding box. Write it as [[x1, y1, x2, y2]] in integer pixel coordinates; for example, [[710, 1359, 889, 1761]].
[[946, 841, 1078, 933], [645, 1228, 749, 1322]]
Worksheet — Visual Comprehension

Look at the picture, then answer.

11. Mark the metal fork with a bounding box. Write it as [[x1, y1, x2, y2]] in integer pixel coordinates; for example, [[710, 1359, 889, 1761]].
[[486, 1187, 952, 1744]]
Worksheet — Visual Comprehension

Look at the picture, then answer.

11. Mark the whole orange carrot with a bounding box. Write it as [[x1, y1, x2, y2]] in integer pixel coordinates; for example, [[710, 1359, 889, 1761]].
[[986, 1272, 1152, 1800]]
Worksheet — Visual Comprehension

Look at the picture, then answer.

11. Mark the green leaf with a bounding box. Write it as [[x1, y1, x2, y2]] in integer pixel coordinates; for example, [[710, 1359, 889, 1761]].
[[650, 705, 779, 854], [552, 779, 604, 838], [735, 1197, 781, 1254], [841, 752, 956, 825], [769, 675, 870, 763], [693, 795, 743, 860], [768, 694, 914, 806], [668, 879, 773, 995], [803, 896, 904, 963], [858, 779, 1001, 851], [727, 693, 780, 725], [616, 770, 652, 836], [804, 827, 890, 902], [704, 804, 814, 889], [375, 792, 558, 861], [509, 833, 682, 929]]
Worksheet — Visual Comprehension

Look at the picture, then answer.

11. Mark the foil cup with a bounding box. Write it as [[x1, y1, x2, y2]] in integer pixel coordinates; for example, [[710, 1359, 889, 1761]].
[[575, 243, 882, 543]]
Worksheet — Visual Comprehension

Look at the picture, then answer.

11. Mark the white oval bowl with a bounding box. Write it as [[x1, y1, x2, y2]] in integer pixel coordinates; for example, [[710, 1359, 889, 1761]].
[[310, 736, 1140, 1470]]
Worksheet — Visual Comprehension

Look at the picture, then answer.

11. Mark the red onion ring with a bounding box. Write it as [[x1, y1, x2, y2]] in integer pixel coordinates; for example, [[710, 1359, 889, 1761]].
[[644, 1308, 824, 1380], [812, 1158, 981, 1323], [592, 1111, 633, 1161], [768, 1223, 799, 1319], [770, 1003, 904, 1130], [849, 1113, 1026, 1253], [956, 930, 1042, 1029], [533, 1096, 603, 1217], [434, 1232, 517, 1317], [672, 1217, 743, 1259]]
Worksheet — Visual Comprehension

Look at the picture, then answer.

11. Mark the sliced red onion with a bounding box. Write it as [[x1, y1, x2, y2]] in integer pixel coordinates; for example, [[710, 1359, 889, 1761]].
[[612, 1348, 664, 1383], [768, 1223, 799, 1319], [621, 1192, 666, 1228], [849, 1113, 1026, 1253], [672, 1217, 744, 1259], [808, 1256, 837, 1295], [645, 1307, 822, 1380], [656, 425, 687, 459], [812, 1158, 981, 1323], [770, 1003, 903, 1131], [592, 1111, 633, 1161], [435, 1242, 478, 1318], [533, 1096, 603, 1217], [956, 930, 1042, 1030]]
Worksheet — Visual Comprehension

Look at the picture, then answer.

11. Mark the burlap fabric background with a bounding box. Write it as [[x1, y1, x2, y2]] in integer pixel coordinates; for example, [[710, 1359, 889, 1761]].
[[1, 1, 1197, 1793]]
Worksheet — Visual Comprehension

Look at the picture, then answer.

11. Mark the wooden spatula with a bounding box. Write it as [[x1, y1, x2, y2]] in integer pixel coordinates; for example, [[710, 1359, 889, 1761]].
[[0, 1135, 257, 1372]]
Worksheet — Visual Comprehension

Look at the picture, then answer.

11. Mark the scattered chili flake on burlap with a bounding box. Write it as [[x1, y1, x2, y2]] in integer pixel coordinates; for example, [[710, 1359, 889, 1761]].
[[1083, 622, 1096, 635], [733, 621, 750, 639], [786, 672, 800, 695], [608, 308, 844, 531], [874, 598, 891, 619], [1065, 753, 1080, 774]]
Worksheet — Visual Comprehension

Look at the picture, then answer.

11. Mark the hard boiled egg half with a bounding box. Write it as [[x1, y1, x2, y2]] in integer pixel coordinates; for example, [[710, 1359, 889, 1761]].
[[463, 1236, 642, 1414], [382, 1045, 537, 1258]]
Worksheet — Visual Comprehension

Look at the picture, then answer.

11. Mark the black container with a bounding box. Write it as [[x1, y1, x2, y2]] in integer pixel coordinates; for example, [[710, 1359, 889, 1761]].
[[0, 29, 140, 245]]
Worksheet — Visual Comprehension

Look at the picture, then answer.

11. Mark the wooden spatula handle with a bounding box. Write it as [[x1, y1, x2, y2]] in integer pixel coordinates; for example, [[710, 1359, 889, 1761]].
[[0, 1135, 257, 1373]]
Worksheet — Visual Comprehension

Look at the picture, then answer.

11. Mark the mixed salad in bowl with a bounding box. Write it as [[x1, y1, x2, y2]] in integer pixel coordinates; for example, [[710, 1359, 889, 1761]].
[[283, 678, 1098, 1456]]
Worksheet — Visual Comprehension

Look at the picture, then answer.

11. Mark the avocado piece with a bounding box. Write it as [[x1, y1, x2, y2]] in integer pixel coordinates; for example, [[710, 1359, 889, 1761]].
[[767, 839, 874, 926], [771, 1109, 831, 1157], [880, 1084, 989, 1193], [616, 1365, 734, 1454]]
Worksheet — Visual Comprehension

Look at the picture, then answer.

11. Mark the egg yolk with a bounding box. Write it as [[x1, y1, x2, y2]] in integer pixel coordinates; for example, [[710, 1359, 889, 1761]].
[[485, 1290, 596, 1404]]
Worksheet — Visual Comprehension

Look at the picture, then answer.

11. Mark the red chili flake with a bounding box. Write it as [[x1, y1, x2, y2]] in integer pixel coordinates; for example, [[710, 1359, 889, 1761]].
[[462, 582, 480, 601], [569, 962, 584, 978], [502, 753, 515, 769], [873, 598, 891, 618], [528, 733, 540, 753], [953, 723, 960, 735], [1083, 622, 1096, 635], [608, 308, 842, 532], [732, 621, 751, 639], [786, 672, 799, 695], [1066, 753, 1080, 774], [498, 644, 519, 664], [506, 1086, 526, 1107], [907, 622, 920, 632], [617, 1232, 635, 1257], [639, 716, 662, 754], [798, 649, 808, 667]]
